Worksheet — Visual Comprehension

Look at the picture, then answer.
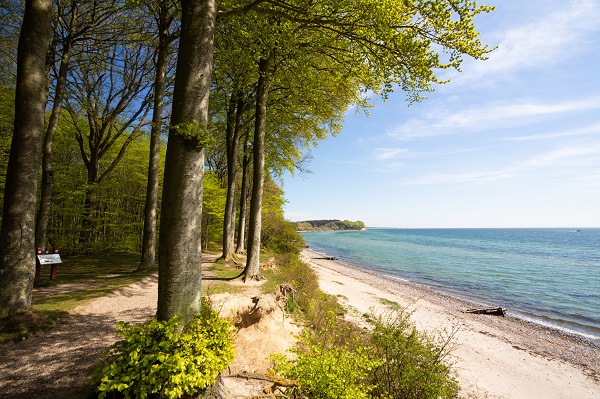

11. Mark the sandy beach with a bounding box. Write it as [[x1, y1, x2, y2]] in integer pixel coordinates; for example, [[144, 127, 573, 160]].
[[301, 248, 600, 399]]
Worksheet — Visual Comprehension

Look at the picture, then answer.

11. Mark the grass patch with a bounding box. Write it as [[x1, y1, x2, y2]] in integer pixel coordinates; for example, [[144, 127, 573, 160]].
[[203, 280, 246, 296], [260, 268, 285, 294], [34, 254, 149, 287], [378, 297, 402, 310], [0, 309, 67, 343]]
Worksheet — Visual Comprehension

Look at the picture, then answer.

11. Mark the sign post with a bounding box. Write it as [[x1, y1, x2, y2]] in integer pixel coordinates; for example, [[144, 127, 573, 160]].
[[35, 248, 62, 282]]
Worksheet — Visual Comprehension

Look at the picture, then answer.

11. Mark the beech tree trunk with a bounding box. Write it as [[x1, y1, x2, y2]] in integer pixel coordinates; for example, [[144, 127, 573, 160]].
[[222, 90, 244, 261], [157, 0, 216, 324], [35, 34, 72, 250], [0, 0, 53, 319], [235, 138, 251, 254], [139, 8, 172, 270], [243, 57, 270, 282]]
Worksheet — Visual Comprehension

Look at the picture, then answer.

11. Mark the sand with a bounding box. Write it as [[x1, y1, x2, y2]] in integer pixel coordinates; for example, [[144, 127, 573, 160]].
[[300, 249, 600, 399]]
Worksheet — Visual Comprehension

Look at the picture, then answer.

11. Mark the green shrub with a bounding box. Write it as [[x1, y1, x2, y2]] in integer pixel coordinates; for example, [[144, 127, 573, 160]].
[[367, 311, 460, 399], [271, 313, 380, 399], [277, 254, 344, 328], [92, 303, 235, 399], [262, 217, 305, 254]]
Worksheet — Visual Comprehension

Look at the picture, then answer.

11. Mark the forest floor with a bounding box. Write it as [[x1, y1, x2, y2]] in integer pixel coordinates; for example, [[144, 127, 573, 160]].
[[0, 254, 300, 399]]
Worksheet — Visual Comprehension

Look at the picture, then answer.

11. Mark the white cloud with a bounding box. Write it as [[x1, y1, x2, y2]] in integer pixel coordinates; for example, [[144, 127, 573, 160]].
[[387, 97, 600, 139], [522, 145, 600, 169], [505, 122, 600, 141], [374, 147, 409, 160], [405, 143, 600, 185], [451, 0, 600, 83]]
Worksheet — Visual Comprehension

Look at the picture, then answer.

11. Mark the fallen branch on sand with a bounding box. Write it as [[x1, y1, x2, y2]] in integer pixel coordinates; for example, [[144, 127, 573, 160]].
[[226, 372, 299, 398], [465, 307, 506, 317], [312, 256, 337, 260]]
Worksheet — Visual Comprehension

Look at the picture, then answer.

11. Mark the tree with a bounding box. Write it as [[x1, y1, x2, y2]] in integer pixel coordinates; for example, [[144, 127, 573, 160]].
[[243, 55, 271, 281], [36, 0, 121, 250], [201, 171, 226, 251], [138, 0, 179, 270], [45, 122, 155, 254], [235, 135, 251, 254], [0, 0, 53, 318], [157, 0, 217, 324], [0, 0, 22, 85], [211, 12, 257, 263], [64, 36, 154, 251], [231, 0, 493, 281]]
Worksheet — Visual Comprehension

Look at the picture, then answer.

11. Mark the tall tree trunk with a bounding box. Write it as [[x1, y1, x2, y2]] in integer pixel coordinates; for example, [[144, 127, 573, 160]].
[[235, 138, 250, 254], [221, 89, 244, 261], [35, 34, 73, 250], [78, 154, 99, 252], [0, 0, 53, 319], [139, 8, 172, 271], [243, 57, 270, 282], [157, 0, 216, 324], [79, 184, 98, 253]]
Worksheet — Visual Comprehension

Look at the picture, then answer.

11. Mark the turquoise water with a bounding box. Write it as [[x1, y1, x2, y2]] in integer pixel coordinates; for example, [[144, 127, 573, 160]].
[[301, 228, 600, 343]]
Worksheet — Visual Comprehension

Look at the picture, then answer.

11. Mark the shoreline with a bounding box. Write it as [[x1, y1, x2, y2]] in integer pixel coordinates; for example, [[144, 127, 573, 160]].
[[301, 248, 600, 399], [306, 247, 600, 347]]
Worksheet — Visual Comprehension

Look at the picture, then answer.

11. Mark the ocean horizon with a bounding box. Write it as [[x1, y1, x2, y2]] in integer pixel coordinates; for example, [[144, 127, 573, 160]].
[[300, 228, 600, 344]]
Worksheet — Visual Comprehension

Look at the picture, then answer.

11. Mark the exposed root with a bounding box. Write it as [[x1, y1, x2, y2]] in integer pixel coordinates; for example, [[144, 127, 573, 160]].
[[233, 294, 280, 328]]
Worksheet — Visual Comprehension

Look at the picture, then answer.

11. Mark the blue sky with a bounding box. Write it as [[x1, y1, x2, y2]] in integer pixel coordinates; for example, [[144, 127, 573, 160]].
[[282, 0, 600, 228]]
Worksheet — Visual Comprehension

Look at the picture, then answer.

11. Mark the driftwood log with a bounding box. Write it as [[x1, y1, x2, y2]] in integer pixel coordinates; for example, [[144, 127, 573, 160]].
[[465, 307, 506, 317], [226, 372, 300, 398], [312, 256, 337, 261]]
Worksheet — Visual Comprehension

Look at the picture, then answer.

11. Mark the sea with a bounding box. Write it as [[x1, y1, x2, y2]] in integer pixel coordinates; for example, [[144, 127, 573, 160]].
[[300, 228, 600, 344]]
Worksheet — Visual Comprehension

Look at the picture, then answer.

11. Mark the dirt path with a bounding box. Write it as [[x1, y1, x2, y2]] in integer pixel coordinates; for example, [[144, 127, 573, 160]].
[[0, 273, 159, 399]]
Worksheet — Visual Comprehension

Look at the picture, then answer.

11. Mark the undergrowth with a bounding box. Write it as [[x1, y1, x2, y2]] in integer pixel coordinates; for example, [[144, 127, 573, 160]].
[[272, 249, 465, 399], [91, 299, 234, 399]]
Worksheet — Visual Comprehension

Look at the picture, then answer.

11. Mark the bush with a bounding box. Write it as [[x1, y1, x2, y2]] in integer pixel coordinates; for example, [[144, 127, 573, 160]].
[[277, 254, 344, 329], [271, 312, 380, 399], [367, 311, 460, 399], [262, 217, 305, 254], [92, 303, 235, 399]]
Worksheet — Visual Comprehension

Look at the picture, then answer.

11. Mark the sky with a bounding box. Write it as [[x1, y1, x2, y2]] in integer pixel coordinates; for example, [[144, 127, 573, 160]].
[[282, 0, 600, 228]]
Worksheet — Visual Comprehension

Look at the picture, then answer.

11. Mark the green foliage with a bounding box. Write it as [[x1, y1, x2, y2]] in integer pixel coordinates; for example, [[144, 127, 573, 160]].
[[0, 85, 14, 218], [202, 171, 227, 251], [44, 118, 163, 255], [277, 253, 344, 329], [170, 121, 215, 149], [295, 219, 366, 231], [262, 218, 305, 254], [367, 311, 460, 399], [260, 178, 306, 254], [271, 312, 381, 399], [92, 302, 235, 399]]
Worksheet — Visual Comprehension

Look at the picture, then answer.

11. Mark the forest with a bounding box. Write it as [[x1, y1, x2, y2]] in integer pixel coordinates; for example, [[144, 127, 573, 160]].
[[0, 0, 493, 397], [295, 219, 366, 231]]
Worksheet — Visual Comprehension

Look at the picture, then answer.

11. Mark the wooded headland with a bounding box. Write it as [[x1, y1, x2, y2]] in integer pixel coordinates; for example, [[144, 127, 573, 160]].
[[295, 219, 365, 231]]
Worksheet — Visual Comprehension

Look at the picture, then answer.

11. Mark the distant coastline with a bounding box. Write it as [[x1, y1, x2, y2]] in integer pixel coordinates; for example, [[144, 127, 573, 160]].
[[294, 219, 365, 232]]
